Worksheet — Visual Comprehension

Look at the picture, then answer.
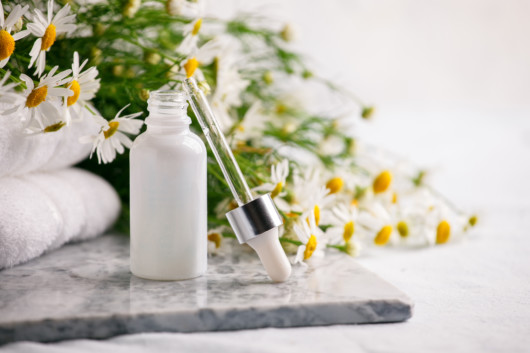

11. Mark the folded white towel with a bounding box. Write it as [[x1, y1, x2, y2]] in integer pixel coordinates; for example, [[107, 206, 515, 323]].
[[55, 168, 121, 241], [0, 168, 120, 269], [0, 109, 99, 178]]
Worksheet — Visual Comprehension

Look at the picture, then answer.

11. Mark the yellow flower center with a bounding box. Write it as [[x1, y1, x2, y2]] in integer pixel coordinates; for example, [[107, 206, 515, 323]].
[[436, 220, 451, 244], [392, 192, 398, 204], [276, 103, 287, 115], [192, 18, 202, 36], [303, 234, 317, 260], [183, 57, 199, 78], [25, 86, 48, 108], [67, 80, 81, 106], [0, 30, 15, 60], [208, 232, 222, 249], [41, 24, 57, 51], [373, 170, 392, 194], [326, 177, 344, 194], [343, 221, 354, 243], [271, 182, 283, 199], [397, 221, 409, 237], [468, 215, 478, 227], [104, 121, 120, 139], [44, 121, 66, 133], [374, 225, 393, 246]]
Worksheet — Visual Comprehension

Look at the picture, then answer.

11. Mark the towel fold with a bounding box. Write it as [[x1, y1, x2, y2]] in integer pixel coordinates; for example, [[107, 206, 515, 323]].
[[0, 168, 120, 269], [0, 109, 99, 178]]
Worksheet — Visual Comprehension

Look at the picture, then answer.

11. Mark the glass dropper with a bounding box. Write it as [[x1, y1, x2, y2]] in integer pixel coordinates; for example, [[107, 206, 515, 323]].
[[183, 77, 253, 206], [183, 76, 292, 282]]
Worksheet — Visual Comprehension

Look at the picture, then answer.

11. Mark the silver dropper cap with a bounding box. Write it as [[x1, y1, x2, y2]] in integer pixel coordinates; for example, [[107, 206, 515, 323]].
[[226, 194, 283, 243]]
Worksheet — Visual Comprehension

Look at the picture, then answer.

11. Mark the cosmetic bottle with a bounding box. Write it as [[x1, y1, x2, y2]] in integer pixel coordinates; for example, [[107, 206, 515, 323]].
[[130, 90, 207, 280]]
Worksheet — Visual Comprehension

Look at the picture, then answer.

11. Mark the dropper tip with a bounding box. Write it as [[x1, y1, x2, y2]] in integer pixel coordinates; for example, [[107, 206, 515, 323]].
[[246, 227, 292, 283]]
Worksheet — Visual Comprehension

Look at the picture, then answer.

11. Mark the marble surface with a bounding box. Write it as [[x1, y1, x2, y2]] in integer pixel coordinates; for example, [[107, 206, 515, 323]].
[[0, 235, 412, 344]]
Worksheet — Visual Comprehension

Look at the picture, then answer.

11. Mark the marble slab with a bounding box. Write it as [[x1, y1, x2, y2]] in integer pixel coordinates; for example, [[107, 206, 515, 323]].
[[0, 234, 413, 344]]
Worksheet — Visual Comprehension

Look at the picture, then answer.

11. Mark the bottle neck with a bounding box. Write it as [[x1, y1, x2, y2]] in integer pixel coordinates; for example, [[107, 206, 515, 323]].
[[146, 90, 191, 134]]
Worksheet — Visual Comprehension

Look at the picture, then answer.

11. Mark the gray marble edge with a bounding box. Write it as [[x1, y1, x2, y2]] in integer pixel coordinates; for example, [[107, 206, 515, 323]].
[[0, 298, 413, 344]]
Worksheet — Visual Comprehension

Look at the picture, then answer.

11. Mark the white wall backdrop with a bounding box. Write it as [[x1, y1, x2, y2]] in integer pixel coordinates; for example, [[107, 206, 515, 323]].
[[206, 0, 530, 211], [207, 0, 530, 109]]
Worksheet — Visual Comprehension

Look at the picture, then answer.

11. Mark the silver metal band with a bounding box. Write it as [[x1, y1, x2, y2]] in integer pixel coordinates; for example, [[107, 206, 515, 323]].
[[225, 194, 283, 243]]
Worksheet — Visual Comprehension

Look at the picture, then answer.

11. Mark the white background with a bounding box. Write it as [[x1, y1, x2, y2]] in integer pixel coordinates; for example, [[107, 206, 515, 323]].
[[207, 0, 530, 212]]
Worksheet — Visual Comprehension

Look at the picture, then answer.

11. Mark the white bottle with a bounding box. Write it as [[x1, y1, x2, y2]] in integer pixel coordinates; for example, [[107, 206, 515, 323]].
[[130, 90, 207, 280]]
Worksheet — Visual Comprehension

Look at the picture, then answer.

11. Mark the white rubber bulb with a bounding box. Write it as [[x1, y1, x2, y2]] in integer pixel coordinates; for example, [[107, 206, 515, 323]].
[[246, 227, 292, 282]]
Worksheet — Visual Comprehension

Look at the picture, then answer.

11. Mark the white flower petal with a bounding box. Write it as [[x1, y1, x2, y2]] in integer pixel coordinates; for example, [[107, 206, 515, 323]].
[[0, 3, 4, 28], [117, 118, 143, 134], [36, 51, 46, 77], [27, 22, 45, 37], [28, 40, 41, 68], [48, 87, 73, 97], [53, 3, 71, 23], [57, 23, 76, 34], [4, 5, 20, 28], [54, 14, 75, 26], [47, 0, 54, 24], [20, 74, 34, 91], [12, 29, 30, 41]]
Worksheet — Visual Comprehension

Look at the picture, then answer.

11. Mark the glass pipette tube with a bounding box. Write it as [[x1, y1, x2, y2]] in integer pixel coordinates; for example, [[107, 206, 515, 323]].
[[183, 77, 254, 206]]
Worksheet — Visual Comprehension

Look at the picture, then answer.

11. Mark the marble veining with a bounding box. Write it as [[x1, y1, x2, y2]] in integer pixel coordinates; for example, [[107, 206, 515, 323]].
[[0, 234, 413, 344]]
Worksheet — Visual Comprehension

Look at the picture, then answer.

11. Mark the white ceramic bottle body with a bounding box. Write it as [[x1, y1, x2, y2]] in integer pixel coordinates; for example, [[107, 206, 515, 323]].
[[130, 92, 207, 280]]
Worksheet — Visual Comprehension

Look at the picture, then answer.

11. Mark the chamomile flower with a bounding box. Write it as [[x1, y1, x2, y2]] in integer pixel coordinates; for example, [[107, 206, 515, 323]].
[[4, 66, 72, 130], [25, 101, 66, 134], [330, 202, 359, 243], [196, 37, 248, 131], [82, 105, 143, 164], [213, 51, 249, 109], [252, 158, 291, 212], [0, 4, 30, 68], [27, 0, 76, 77], [301, 185, 334, 226], [177, 17, 203, 55], [207, 225, 232, 255], [293, 209, 326, 264], [253, 159, 289, 198], [356, 202, 396, 246], [234, 101, 267, 142], [65, 51, 100, 123]]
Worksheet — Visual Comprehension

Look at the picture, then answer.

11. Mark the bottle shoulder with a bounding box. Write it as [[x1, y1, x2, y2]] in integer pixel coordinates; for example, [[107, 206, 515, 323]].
[[131, 130, 206, 155]]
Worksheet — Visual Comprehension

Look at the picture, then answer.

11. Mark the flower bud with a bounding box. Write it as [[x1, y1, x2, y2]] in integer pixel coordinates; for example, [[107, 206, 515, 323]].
[[13, 17, 23, 33], [263, 71, 274, 85], [139, 89, 150, 101], [144, 51, 162, 65], [361, 106, 375, 119], [280, 23, 296, 42], [90, 47, 102, 65], [112, 65, 124, 77], [123, 0, 141, 18]]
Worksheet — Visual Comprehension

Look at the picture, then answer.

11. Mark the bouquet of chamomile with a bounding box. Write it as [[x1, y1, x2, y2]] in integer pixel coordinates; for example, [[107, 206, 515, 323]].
[[0, 0, 476, 263]]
